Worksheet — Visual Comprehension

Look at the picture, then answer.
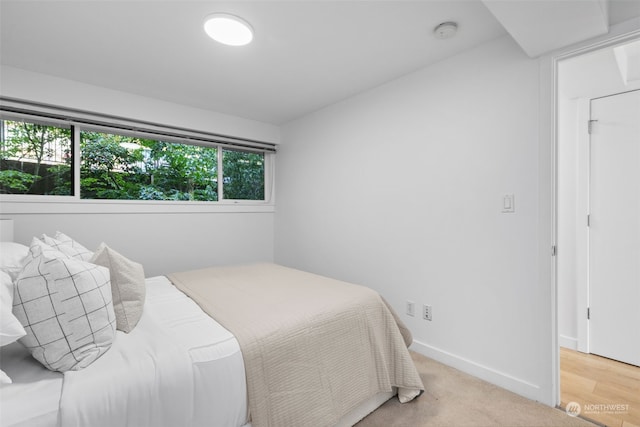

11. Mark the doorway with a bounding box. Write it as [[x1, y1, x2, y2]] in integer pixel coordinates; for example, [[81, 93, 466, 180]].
[[588, 89, 640, 367], [556, 35, 640, 425]]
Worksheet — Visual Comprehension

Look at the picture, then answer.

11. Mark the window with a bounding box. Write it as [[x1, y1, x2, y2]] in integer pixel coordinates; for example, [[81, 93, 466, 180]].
[[223, 149, 264, 200], [80, 131, 219, 201], [0, 107, 274, 203], [0, 119, 73, 195]]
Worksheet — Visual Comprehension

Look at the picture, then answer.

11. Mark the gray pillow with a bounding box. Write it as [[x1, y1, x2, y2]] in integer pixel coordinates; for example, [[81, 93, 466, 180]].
[[91, 243, 145, 333]]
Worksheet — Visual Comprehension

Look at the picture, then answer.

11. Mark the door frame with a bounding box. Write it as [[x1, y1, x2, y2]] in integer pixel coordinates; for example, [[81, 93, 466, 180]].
[[548, 23, 640, 406], [575, 96, 590, 354]]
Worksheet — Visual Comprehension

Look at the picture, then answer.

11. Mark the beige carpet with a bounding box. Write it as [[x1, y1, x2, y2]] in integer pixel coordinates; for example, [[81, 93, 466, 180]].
[[356, 351, 598, 427]]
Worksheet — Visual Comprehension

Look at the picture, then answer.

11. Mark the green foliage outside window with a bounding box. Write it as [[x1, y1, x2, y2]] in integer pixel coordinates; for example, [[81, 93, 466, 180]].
[[80, 132, 220, 201], [0, 119, 266, 201], [0, 120, 72, 195], [223, 150, 265, 200]]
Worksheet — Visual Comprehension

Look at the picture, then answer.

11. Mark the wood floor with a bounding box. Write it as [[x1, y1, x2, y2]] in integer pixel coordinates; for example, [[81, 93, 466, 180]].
[[560, 347, 640, 427]]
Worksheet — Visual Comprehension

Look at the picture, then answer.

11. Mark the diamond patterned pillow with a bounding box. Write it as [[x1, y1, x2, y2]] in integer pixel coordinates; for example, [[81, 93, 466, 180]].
[[12, 244, 116, 372], [23, 237, 68, 266], [40, 232, 93, 261]]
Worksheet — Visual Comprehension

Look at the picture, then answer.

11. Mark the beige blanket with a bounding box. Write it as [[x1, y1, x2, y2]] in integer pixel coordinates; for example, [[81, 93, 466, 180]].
[[167, 263, 424, 427]]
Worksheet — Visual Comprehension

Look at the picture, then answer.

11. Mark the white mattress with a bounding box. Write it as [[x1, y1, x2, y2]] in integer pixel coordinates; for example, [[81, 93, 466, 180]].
[[0, 275, 249, 427]]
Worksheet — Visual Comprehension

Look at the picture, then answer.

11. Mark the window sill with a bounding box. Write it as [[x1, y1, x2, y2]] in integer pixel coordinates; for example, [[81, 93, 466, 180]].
[[0, 196, 275, 214]]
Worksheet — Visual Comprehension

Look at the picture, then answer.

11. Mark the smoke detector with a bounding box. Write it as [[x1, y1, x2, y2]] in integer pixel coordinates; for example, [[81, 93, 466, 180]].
[[434, 22, 458, 39]]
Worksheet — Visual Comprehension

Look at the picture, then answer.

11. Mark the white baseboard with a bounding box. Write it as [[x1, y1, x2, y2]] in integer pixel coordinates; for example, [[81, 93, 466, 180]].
[[559, 335, 578, 351], [410, 339, 544, 404]]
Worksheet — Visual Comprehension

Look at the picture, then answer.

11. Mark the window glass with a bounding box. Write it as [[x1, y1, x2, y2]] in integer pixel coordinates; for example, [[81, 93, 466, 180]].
[[223, 149, 265, 200], [0, 119, 72, 195], [80, 131, 218, 201], [1, 113, 272, 203]]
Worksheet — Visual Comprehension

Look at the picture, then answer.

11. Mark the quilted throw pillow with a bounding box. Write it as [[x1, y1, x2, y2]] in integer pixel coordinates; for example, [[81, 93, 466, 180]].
[[13, 247, 116, 372], [91, 243, 146, 333]]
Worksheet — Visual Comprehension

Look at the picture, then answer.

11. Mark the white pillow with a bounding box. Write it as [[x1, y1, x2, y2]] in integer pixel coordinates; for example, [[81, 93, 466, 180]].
[[13, 246, 116, 372], [40, 232, 93, 261], [91, 243, 146, 333], [1, 270, 26, 347], [0, 369, 12, 384], [0, 242, 29, 280]]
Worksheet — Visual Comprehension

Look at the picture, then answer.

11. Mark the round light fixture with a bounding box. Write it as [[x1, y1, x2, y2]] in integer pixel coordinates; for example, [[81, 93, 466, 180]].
[[433, 22, 458, 40], [204, 13, 253, 46]]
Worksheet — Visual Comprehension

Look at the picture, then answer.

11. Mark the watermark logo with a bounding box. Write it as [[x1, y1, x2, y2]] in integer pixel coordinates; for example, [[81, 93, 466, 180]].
[[566, 401, 581, 417], [565, 401, 630, 417], [583, 403, 630, 415]]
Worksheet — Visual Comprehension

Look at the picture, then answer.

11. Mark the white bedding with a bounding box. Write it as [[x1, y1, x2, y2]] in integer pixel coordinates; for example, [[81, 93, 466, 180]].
[[1, 276, 249, 427], [0, 341, 62, 427]]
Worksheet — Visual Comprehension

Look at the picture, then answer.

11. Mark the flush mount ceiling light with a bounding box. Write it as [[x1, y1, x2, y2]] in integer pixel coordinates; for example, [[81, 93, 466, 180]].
[[433, 22, 458, 40], [204, 13, 253, 46]]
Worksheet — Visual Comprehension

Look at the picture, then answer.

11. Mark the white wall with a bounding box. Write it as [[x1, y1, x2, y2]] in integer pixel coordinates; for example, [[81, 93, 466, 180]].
[[276, 36, 550, 402], [9, 212, 274, 277], [0, 66, 278, 276], [0, 65, 280, 143]]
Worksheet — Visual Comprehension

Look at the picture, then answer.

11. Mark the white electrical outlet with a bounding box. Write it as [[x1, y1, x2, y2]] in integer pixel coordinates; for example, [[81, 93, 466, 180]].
[[423, 304, 432, 321], [406, 301, 415, 317]]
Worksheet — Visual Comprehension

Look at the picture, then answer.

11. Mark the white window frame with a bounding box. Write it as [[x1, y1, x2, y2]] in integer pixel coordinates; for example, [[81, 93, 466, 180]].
[[0, 101, 275, 214]]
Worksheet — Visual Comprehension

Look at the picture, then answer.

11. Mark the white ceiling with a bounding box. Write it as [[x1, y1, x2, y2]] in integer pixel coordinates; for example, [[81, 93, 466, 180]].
[[482, 0, 610, 57], [1, 0, 639, 125]]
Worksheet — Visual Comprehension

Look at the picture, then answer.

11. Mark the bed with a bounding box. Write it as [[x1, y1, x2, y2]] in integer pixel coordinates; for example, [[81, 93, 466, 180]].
[[0, 229, 423, 427], [1, 275, 248, 427]]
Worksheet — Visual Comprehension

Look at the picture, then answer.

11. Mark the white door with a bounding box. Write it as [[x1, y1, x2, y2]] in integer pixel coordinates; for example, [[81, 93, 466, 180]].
[[588, 89, 640, 367]]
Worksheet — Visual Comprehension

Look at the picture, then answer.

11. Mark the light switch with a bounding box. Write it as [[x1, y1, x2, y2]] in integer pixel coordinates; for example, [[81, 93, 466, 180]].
[[502, 194, 515, 213]]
